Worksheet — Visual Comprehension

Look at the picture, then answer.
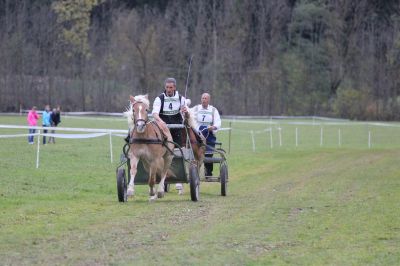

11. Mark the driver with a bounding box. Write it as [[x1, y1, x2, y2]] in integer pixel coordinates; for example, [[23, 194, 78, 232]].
[[152, 77, 188, 146], [152, 77, 188, 194]]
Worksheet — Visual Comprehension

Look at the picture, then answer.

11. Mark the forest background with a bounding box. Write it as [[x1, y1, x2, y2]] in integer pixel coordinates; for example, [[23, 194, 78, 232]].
[[1, 0, 400, 120]]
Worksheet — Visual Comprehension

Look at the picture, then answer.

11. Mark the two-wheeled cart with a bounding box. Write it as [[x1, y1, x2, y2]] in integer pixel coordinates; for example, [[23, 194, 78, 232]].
[[201, 142, 228, 196], [116, 124, 200, 202]]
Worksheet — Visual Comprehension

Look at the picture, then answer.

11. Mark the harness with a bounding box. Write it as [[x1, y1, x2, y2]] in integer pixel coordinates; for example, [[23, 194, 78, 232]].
[[129, 120, 174, 155]]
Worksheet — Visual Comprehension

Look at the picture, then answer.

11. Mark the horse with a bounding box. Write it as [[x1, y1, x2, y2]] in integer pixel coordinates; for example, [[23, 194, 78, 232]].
[[124, 94, 175, 201], [182, 105, 206, 170], [166, 103, 206, 195]]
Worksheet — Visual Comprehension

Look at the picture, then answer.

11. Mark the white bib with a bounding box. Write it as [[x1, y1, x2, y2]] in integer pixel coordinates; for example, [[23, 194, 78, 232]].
[[197, 107, 214, 126], [162, 94, 181, 115]]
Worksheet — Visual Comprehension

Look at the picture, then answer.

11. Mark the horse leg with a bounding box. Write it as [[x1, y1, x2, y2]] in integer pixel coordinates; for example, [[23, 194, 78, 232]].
[[157, 155, 173, 198], [157, 162, 166, 198], [148, 166, 157, 202], [127, 156, 139, 197], [193, 144, 205, 177], [157, 173, 166, 199]]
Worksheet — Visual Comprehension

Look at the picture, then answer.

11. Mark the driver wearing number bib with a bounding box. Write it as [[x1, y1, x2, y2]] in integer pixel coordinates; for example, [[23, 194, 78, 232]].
[[152, 77, 189, 194], [152, 77, 187, 147]]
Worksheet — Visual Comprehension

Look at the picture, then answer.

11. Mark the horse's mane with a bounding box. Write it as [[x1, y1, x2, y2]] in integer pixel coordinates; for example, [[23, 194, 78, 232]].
[[123, 94, 150, 130], [133, 94, 150, 107], [186, 106, 198, 129]]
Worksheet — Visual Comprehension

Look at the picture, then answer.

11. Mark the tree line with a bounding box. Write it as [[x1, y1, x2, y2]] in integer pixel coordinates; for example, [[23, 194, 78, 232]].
[[1, 0, 400, 120]]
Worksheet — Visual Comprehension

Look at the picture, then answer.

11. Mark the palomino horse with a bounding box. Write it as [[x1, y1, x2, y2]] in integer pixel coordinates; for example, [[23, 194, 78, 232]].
[[125, 94, 175, 201]]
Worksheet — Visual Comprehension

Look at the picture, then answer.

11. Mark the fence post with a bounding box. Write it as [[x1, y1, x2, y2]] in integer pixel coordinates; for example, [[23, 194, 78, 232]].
[[278, 127, 282, 147], [109, 131, 113, 163], [36, 129, 41, 169], [269, 128, 273, 149], [295, 127, 298, 147], [251, 130, 255, 152], [228, 121, 232, 154], [368, 131, 371, 148], [338, 128, 341, 147], [320, 127, 323, 147]]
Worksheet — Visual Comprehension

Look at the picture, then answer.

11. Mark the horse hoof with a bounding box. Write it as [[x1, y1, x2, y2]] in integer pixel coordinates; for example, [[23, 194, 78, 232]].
[[127, 188, 134, 196], [149, 195, 157, 202], [157, 191, 164, 198]]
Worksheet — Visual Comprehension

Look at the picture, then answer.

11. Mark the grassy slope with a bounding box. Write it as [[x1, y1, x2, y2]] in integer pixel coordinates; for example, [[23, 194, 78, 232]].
[[0, 115, 399, 265]]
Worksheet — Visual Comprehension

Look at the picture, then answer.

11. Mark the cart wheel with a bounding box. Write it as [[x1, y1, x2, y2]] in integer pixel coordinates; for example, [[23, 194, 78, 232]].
[[116, 168, 128, 202], [164, 182, 170, 192], [189, 164, 200, 201], [220, 163, 228, 196]]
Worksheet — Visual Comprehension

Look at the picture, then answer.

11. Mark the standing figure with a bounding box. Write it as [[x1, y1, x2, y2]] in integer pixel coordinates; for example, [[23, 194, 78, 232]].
[[192, 93, 222, 177], [42, 105, 51, 145], [27, 106, 39, 144], [49, 106, 61, 144]]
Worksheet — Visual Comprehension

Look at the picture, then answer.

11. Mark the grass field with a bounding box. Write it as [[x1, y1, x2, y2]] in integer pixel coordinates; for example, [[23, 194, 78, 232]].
[[1, 115, 400, 265]]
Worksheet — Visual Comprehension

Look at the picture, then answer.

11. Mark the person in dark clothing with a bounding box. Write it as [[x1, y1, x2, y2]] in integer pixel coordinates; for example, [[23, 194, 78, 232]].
[[49, 106, 61, 144]]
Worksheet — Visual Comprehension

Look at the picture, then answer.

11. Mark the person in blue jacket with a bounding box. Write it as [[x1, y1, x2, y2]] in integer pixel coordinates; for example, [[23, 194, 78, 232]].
[[42, 104, 51, 145]]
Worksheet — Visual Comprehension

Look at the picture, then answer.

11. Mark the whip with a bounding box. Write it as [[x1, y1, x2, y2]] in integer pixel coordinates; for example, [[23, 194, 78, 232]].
[[184, 55, 194, 101]]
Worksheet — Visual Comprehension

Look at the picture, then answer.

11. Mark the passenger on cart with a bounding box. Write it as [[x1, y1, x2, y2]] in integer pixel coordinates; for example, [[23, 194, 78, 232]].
[[192, 93, 222, 177]]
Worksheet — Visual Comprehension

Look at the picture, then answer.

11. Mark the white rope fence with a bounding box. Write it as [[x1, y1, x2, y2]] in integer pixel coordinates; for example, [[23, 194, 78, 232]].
[[0, 124, 232, 168], [230, 124, 398, 152], [0, 124, 127, 168]]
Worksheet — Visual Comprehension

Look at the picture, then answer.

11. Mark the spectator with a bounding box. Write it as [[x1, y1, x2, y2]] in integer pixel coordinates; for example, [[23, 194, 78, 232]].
[[42, 105, 51, 145], [27, 106, 39, 144], [48, 106, 61, 144]]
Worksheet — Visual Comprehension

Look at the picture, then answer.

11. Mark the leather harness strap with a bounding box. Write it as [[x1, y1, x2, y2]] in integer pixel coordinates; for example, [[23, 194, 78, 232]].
[[129, 120, 175, 155], [129, 138, 163, 144]]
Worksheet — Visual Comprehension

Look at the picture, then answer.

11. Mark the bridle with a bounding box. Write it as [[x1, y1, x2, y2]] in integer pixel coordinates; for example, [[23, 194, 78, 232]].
[[131, 101, 149, 129], [128, 102, 174, 154]]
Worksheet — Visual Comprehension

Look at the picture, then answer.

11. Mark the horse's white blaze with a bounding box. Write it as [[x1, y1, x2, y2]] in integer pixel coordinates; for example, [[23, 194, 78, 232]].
[[138, 105, 142, 120]]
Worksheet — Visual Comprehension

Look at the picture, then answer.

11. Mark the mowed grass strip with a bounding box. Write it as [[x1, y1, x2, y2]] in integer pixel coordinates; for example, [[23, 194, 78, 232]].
[[0, 115, 399, 265]]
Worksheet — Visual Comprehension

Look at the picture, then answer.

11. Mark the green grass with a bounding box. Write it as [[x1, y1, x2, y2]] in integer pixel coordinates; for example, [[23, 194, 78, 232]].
[[1, 115, 400, 265]]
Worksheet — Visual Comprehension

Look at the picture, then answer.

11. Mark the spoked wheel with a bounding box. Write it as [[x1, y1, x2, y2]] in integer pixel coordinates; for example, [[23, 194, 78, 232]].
[[116, 168, 128, 202], [189, 164, 200, 201], [220, 162, 228, 196]]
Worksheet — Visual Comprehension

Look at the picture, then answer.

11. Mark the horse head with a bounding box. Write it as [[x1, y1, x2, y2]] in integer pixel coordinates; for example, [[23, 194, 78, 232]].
[[128, 94, 150, 134]]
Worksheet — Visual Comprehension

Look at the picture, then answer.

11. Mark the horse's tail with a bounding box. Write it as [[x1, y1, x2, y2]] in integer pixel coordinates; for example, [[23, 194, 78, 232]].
[[123, 103, 134, 130]]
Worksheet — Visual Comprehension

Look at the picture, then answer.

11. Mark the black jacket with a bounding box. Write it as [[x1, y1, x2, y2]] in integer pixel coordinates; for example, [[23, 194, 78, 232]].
[[51, 112, 61, 126]]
